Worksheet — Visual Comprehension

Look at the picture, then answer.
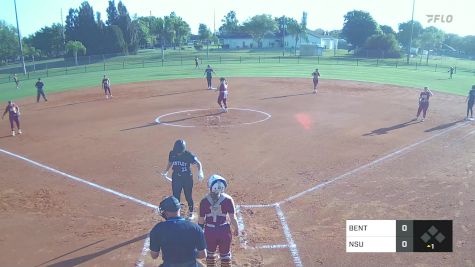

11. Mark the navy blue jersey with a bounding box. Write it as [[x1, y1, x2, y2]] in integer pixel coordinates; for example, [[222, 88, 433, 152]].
[[204, 68, 214, 78], [35, 81, 44, 90], [469, 89, 475, 103], [169, 150, 197, 177], [149, 217, 206, 264]]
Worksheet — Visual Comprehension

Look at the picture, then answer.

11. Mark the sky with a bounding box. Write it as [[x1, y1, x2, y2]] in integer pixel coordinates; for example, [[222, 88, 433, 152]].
[[1, 0, 473, 38]]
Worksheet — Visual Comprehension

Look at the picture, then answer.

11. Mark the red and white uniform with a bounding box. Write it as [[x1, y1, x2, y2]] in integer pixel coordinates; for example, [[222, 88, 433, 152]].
[[199, 193, 235, 259]]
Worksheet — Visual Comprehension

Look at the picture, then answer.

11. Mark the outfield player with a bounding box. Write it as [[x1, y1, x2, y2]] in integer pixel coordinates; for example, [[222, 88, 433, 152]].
[[311, 68, 320, 94], [416, 86, 433, 122], [35, 78, 48, 102], [204, 65, 216, 89], [102, 75, 112, 99], [2, 101, 22, 136], [448, 66, 455, 79], [466, 85, 475, 121], [217, 77, 228, 112], [12, 74, 20, 89], [149, 196, 207, 266], [195, 57, 200, 68], [162, 139, 204, 220], [198, 175, 238, 267]]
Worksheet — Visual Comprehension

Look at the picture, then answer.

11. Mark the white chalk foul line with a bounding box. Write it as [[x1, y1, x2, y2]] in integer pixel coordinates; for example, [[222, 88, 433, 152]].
[[155, 108, 271, 128], [275, 204, 303, 267], [235, 205, 249, 249], [0, 148, 159, 210], [135, 236, 150, 267], [279, 121, 469, 204], [256, 244, 289, 249]]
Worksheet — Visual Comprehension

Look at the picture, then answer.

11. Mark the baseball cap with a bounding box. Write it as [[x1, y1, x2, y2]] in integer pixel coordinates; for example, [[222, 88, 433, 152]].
[[159, 196, 181, 212]]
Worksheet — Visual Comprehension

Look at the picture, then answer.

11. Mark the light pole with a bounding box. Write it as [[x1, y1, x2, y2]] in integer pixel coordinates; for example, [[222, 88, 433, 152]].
[[14, 0, 27, 75], [407, 0, 415, 64], [281, 17, 287, 56]]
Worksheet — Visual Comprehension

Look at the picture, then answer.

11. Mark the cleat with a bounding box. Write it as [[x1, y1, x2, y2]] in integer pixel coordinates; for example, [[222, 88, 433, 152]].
[[11, 131, 15, 136], [18, 129, 22, 134]]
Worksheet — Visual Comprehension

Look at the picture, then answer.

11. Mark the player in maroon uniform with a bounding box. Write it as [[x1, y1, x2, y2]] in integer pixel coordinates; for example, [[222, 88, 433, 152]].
[[102, 75, 112, 99], [217, 77, 228, 112], [2, 101, 22, 136], [198, 175, 238, 267], [416, 86, 433, 122], [311, 68, 320, 94]]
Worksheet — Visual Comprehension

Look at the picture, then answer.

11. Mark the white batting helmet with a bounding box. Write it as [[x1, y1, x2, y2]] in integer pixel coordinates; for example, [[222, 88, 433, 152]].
[[208, 174, 228, 194]]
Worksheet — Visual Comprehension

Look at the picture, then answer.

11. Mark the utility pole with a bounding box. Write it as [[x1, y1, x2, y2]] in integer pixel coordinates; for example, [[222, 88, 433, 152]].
[[407, 0, 415, 64], [14, 0, 26, 75]]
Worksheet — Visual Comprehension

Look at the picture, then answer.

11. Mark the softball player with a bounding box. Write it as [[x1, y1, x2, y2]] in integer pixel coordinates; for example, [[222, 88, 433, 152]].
[[13, 74, 20, 89], [198, 175, 238, 267], [2, 101, 22, 136], [35, 78, 48, 102], [311, 68, 320, 94], [466, 85, 475, 120], [416, 86, 433, 122], [102, 75, 112, 99], [217, 77, 228, 112], [162, 139, 204, 219], [204, 65, 216, 90]]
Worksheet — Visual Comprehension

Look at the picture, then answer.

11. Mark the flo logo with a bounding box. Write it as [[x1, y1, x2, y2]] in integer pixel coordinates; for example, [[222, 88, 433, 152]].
[[426, 15, 453, 23]]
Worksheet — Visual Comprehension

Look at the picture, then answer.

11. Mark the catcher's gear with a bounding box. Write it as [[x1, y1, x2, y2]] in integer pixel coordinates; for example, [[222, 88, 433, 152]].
[[207, 174, 227, 194], [173, 139, 186, 154]]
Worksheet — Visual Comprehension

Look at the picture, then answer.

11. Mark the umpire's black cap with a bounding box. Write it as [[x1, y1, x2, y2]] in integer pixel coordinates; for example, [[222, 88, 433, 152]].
[[159, 196, 181, 212]]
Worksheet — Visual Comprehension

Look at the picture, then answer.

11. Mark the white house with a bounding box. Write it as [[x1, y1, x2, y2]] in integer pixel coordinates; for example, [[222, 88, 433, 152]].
[[220, 30, 338, 50], [220, 33, 278, 49], [284, 31, 338, 50]]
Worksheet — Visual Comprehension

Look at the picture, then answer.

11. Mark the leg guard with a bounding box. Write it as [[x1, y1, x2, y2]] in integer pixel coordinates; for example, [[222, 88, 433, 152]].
[[206, 251, 216, 267]]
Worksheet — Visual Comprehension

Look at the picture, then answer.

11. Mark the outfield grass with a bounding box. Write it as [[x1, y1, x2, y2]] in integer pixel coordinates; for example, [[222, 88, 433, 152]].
[[0, 56, 473, 102]]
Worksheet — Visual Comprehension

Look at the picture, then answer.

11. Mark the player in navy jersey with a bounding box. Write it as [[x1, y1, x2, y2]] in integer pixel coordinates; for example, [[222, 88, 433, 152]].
[[217, 77, 228, 112], [416, 86, 433, 122], [466, 85, 475, 120], [162, 139, 204, 220], [204, 65, 216, 89], [2, 101, 22, 136]]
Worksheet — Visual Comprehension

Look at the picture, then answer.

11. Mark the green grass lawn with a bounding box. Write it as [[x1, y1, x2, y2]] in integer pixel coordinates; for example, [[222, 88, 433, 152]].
[[1, 57, 473, 102]]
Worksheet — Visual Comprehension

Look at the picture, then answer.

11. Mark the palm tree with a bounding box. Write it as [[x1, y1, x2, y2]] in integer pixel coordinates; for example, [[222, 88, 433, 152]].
[[65, 41, 86, 65]]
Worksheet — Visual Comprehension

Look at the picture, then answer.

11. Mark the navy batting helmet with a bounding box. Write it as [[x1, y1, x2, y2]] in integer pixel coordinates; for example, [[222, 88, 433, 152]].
[[173, 139, 186, 154]]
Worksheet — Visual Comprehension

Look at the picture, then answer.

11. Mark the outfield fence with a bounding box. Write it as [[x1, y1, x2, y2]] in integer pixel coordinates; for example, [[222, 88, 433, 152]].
[[1, 52, 474, 85]]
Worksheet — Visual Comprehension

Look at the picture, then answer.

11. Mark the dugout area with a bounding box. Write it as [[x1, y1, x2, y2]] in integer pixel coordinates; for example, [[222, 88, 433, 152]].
[[0, 78, 474, 266]]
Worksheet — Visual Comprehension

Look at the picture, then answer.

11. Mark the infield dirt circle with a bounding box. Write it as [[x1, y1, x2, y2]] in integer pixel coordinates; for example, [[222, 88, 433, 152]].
[[0, 78, 473, 266]]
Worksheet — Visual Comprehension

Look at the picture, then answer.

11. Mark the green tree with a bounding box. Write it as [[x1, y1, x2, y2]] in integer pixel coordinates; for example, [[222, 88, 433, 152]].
[[397, 20, 423, 49], [341, 10, 380, 48], [198, 23, 212, 43], [363, 33, 401, 58], [380, 25, 395, 35], [420, 26, 445, 51], [219, 11, 240, 34], [65, 40, 86, 65], [28, 23, 65, 57], [0, 20, 20, 63], [461, 36, 475, 57], [285, 18, 301, 53], [106, 0, 119, 26], [243, 14, 277, 48]]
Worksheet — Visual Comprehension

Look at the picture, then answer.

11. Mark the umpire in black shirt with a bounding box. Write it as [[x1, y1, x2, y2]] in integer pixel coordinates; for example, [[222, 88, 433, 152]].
[[150, 196, 207, 267]]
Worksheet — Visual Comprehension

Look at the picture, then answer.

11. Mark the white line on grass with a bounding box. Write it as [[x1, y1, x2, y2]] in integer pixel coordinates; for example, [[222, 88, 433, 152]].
[[275, 204, 303, 267], [0, 148, 159, 210]]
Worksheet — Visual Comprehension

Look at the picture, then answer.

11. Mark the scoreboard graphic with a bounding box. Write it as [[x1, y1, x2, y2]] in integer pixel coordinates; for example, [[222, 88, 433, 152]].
[[346, 220, 452, 252]]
